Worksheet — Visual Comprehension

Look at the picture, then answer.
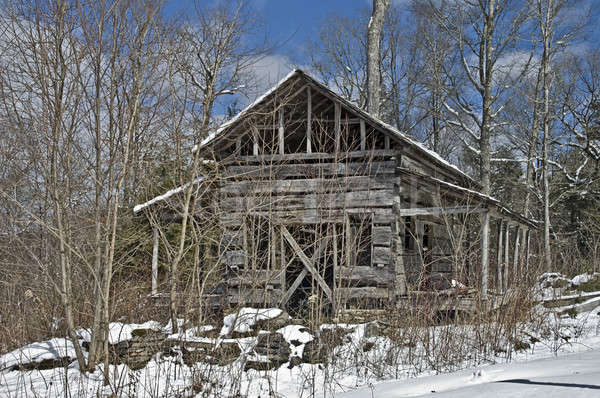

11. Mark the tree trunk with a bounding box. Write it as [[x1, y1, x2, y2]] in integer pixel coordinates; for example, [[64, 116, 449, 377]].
[[366, 0, 390, 118]]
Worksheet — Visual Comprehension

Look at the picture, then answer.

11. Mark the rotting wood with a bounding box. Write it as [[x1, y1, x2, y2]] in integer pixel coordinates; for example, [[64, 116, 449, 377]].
[[360, 119, 366, 151], [372, 225, 392, 246], [398, 206, 485, 217], [280, 225, 334, 303], [229, 149, 396, 164], [496, 220, 503, 293], [306, 86, 312, 154], [220, 207, 394, 227], [334, 101, 341, 153], [504, 222, 510, 291], [279, 234, 329, 307], [513, 225, 521, 283], [337, 287, 390, 300], [219, 190, 395, 213], [278, 108, 285, 155], [225, 161, 396, 180], [336, 266, 394, 286], [151, 227, 158, 295]]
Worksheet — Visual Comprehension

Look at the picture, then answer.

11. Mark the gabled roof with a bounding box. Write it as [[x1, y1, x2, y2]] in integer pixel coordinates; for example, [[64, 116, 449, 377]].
[[135, 69, 537, 228], [198, 69, 479, 189]]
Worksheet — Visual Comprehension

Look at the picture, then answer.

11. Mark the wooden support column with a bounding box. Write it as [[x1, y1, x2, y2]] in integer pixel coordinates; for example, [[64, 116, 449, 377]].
[[251, 125, 259, 156], [481, 209, 490, 295], [151, 227, 159, 295], [360, 119, 366, 151], [334, 102, 341, 153], [513, 225, 521, 283], [306, 86, 312, 153], [496, 220, 504, 293], [525, 228, 531, 272], [278, 108, 285, 155], [504, 222, 510, 291], [384, 135, 390, 150]]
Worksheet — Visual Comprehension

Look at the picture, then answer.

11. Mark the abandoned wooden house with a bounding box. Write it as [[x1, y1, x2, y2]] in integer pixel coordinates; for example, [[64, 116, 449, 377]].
[[135, 69, 537, 317]]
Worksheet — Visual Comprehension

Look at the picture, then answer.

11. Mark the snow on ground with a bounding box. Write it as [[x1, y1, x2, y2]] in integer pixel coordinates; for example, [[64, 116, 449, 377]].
[[77, 321, 162, 344], [339, 349, 600, 397], [0, 338, 82, 371], [220, 307, 283, 335], [2, 305, 600, 397]]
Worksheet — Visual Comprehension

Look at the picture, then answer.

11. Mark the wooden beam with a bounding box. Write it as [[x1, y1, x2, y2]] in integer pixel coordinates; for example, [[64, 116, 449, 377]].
[[513, 226, 521, 283], [360, 119, 366, 151], [306, 86, 312, 154], [334, 101, 341, 153], [280, 225, 333, 302], [251, 125, 259, 156], [504, 222, 510, 291], [481, 210, 490, 295], [496, 220, 504, 293], [525, 228, 531, 272], [151, 227, 159, 295], [398, 206, 485, 217], [278, 108, 285, 155], [280, 234, 329, 307]]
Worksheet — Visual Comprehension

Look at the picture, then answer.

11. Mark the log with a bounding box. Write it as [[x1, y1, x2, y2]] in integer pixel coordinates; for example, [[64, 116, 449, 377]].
[[336, 287, 390, 300], [372, 226, 391, 246], [336, 266, 394, 286], [372, 246, 391, 265], [220, 207, 394, 227], [220, 175, 391, 196], [219, 189, 395, 213], [224, 161, 396, 179]]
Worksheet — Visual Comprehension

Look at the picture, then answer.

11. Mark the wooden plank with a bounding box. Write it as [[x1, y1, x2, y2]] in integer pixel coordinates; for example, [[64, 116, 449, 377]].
[[251, 125, 259, 156], [278, 108, 284, 155], [280, 234, 329, 307], [497, 221, 504, 293], [336, 266, 394, 286], [220, 175, 391, 196], [337, 287, 390, 300], [224, 160, 397, 179], [372, 226, 391, 246], [228, 288, 283, 305], [280, 225, 333, 302], [360, 119, 366, 151], [504, 223, 510, 291], [398, 206, 485, 217], [229, 149, 397, 164], [219, 189, 395, 213], [227, 269, 283, 286], [373, 246, 391, 265], [334, 101, 341, 152], [306, 86, 312, 154], [151, 227, 159, 295], [513, 225, 521, 282], [224, 249, 245, 267], [220, 207, 394, 227]]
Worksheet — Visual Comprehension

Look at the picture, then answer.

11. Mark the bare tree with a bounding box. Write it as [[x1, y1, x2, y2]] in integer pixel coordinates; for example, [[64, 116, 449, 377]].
[[366, 0, 390, 118]]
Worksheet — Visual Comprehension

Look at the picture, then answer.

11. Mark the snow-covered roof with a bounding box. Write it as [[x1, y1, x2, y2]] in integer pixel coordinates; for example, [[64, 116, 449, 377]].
[[133, 177, 205, 213], [198, 69, 479, 188]]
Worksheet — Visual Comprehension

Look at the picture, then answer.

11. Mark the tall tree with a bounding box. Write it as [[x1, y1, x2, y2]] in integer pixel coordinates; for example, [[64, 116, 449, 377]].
[[366, 0, 390, 118]]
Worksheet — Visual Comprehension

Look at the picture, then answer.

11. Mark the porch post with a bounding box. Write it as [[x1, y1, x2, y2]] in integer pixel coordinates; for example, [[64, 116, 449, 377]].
[[496, 220, 504, 293], [481, 209, 490, 295], [151, 227, 159, 295], [513, 226, 521, 284], [525, 228, 531, 272], [504, 222, 510, 291]]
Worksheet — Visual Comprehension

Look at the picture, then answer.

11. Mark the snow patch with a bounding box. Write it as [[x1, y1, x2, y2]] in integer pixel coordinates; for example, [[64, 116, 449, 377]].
[[220, 307, 283, 335], [0, 338, 81, 371]]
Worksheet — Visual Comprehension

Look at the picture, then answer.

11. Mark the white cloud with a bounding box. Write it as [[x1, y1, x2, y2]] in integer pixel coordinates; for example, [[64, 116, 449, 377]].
[[244, 54, 309, 101]]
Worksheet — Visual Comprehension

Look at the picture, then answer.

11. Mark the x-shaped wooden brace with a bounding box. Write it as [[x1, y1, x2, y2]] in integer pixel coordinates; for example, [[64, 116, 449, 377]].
[[279, 225, 334, 307]]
